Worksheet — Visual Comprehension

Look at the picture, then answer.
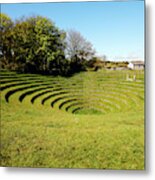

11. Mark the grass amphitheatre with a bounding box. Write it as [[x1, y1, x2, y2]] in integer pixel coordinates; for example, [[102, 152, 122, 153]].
[[0, 1, 144, 169], [1, 69, 144, 169]]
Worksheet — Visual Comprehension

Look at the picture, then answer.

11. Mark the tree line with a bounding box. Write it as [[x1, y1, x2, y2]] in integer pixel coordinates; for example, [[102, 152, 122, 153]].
[[0, 13, 96, 76]]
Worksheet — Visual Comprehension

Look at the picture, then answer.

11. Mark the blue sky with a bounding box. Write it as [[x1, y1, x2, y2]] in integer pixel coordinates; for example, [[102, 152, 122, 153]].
[[1, 1, 144, 61]]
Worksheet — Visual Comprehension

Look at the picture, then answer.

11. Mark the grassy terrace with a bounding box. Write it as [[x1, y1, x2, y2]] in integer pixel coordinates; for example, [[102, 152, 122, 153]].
[[0, 70, 144, 169]]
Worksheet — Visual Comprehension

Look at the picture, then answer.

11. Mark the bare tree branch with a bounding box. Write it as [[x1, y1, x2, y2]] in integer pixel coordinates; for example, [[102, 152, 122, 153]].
[[65, 29, 95, 60]]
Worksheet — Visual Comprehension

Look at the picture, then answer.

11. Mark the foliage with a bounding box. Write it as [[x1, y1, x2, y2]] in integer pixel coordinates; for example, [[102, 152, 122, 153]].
[[66, 30, 95, 60], [0, 13, 130, 76], [87, 58, 129, 71], [0, 13, 14, 69], [87, 56, 105, 71], [65, 30, 95, 73], [48, 54, 71, 76], [0, 13, 68, 75], [12, 16, 66, 74], [0, 13, 98, 76]]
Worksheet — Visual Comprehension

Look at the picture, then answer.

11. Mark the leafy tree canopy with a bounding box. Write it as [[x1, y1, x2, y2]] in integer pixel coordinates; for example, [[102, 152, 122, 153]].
[[0, 13, 14, 67], [12, 15, 66, 73]]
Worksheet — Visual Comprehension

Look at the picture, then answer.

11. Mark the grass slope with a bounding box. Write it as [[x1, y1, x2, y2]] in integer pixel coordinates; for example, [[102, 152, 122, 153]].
[[0, 70, 144, 169]]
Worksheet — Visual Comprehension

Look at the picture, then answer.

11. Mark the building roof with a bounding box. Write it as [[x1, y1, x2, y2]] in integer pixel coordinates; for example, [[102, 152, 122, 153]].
[[130, 61, 144, 65]]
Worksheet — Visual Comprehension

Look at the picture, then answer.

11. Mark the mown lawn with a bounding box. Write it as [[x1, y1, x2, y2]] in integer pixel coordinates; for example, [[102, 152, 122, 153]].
[[0, 70, 144, 169]]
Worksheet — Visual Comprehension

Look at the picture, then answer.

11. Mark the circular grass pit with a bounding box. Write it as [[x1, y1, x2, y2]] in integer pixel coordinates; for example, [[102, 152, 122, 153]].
[[74, 108, 103, 115], [0, 70, 144, 115]]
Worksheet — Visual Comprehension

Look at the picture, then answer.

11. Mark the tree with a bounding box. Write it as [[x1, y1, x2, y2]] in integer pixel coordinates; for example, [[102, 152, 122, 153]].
[[1, 14, 98, 76], [87, 56, 105, 71], [49, 54, 70, 76], [0, 13, 14, 69], [12, 15, 66, 73], [65, 30, 95, 73], [65, 30, 95, 60]]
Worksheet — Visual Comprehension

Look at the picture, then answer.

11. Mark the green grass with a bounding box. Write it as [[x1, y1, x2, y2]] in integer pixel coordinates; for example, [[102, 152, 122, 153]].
[[0, 70, 144, 169]]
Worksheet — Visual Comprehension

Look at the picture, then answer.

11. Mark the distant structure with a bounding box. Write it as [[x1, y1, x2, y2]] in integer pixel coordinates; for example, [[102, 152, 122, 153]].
[[128, 61, 144, 70]]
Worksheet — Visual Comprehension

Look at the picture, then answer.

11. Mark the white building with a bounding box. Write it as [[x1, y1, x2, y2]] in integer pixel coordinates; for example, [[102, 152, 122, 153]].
[[128, 61, 144, 70]]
